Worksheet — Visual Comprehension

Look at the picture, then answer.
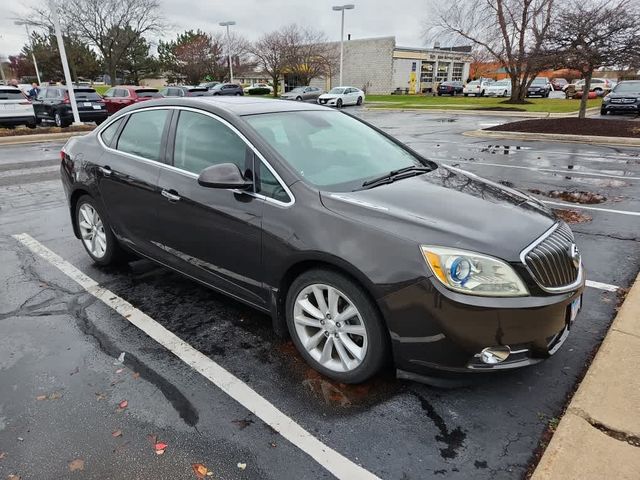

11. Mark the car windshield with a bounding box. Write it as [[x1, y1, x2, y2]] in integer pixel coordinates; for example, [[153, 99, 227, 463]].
[[245, 111, 432, 191], [613, 82, 640, 93], [290, 87, 305, 93], [532, 78, 547, 85], [329, 88, 346, 94]]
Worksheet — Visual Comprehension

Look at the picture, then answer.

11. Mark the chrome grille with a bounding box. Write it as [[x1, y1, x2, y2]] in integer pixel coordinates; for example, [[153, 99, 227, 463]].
[[610, 97, 637, 104], [524, 223, 580, 290]]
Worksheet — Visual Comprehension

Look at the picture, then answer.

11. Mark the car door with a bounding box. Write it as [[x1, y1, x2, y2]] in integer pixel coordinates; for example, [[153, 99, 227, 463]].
[[154, 108, 267, 307], [32, 88, 47, 119], [95, 108, 171, 257]]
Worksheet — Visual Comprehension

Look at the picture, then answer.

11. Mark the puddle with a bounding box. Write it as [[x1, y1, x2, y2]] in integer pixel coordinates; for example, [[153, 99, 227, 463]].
[[528, 189, 607, 204], [552, 208, 593, 224], [562, 176, 629, 188], [481, 144, 531, 155]]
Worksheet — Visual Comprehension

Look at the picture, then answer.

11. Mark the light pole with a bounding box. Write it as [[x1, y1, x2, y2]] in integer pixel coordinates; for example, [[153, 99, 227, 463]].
[[219, 21, 236, 83], [14, 21, 42, 85], [332, 4, 354, 87], [49, 0, 81, 125]]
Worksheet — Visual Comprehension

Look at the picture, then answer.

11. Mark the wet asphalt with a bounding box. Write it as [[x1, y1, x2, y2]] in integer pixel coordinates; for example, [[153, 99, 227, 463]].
[[1, 110, 639, 480]]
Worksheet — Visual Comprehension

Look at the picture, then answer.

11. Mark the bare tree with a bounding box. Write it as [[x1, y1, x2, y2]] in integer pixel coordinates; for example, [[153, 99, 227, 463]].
[[283, 25, 339, 87], [250, 30, 288, 97], [545, 0, 640, 117], [426, 0, 556, 103], [23, 0, 163, 86]]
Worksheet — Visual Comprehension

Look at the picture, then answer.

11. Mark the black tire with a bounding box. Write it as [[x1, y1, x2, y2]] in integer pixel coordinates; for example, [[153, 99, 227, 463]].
[[336, 98, 343, 108], [600, 109, 607, 115], [235, 92, 241, 96], [503, 90, 508, 97], [464, 93, 468, 97], [594, 88, 603, 96], [54, 111, 70, 128], [296, 96, 302, 101], [356, 96, 363, 106], [26, 120, 37, 129], [285, 269, 389, 383], [34, 116, 42, 125], [480, 90, 485, 97], [75, 194, 125, 266]]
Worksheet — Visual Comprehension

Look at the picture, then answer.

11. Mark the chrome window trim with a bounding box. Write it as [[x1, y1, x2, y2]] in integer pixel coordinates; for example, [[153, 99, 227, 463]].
[[95, 105, 295, 208], [519, 222, 584, 294]]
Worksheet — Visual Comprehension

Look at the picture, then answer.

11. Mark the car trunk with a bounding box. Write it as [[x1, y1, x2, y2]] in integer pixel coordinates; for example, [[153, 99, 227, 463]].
[[0, 89, 33, 118], [70, 89, 104, 112]]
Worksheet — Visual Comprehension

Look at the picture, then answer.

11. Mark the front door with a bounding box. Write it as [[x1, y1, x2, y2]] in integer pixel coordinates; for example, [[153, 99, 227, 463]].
[[95, 108, 171, 257], [154, 109, 266, 307]]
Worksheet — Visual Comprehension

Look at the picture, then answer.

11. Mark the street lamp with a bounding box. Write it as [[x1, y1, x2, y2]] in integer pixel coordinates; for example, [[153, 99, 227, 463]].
[[14, 21, 42, 85], [219, 21, 236, 83], [48, 0, 81, 125], [332, 4, 355, 87]]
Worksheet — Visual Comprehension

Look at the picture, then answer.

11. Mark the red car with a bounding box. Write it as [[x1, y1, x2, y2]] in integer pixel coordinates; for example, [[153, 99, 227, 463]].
[[102, 86, 162, 115]]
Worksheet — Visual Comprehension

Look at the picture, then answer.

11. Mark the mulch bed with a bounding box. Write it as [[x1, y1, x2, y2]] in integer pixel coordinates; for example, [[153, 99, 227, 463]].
[[0, 125, 95, 138], [487, 118, 640, 138]]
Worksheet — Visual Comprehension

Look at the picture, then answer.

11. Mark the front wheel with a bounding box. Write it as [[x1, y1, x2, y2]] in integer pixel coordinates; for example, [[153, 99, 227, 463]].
[[296, 96, 302, 101], [75, 195, 124, 266], [600, 108, 607, 115], [286, 269, 389, 383], [336, 98, 343, 108], [356, 96, 363, 106]]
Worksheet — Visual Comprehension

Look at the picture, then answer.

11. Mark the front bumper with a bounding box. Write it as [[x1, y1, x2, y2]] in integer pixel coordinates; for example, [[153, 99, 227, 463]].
[[60, 107, 108, 122], [602, 102, 640, 113], [318, 97, 339, 105], [380, 275, 585, 376]]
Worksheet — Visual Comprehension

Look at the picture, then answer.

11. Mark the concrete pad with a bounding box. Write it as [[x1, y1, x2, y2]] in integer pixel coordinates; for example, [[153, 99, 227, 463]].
[[612, 273, 640, 338], [532, 412, 640, 480], [570, 329, 640, 436]]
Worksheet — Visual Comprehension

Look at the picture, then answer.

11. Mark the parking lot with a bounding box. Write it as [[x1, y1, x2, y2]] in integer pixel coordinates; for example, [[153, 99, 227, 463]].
[[1, 110, 639, 479]]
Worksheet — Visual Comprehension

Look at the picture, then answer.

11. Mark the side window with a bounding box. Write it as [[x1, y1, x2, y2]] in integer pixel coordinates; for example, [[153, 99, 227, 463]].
[[257, 161, 290, 203], [100, 117, 124, 147], [117, 109, 169, 161], [103, 88, 115, 98], [37, 88, 46, 100], [115, 89, 128, 97], [173, 110, 247, 175], [46, 89, 59, 99]]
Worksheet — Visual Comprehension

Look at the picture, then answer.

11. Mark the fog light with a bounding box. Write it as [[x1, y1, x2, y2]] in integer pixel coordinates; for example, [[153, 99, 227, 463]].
[[480, 346, 511, 364]]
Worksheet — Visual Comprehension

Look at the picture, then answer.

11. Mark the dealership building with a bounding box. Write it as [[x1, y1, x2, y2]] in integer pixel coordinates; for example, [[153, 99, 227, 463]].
[[306, 36, 472, 95]]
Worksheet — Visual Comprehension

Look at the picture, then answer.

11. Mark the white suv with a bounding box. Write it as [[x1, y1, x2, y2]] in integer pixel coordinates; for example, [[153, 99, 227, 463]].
[[0, 87, 36, 128], [463, 79, 494, 97]]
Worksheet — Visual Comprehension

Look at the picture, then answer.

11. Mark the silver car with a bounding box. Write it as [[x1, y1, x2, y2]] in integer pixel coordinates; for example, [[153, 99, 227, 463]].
[[280, 86, 323, 101]]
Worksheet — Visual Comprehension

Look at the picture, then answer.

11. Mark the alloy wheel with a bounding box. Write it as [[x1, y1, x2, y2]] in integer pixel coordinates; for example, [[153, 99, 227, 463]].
[[55, 112, 62, 127], [293, 284, 368, 373], [78, 203, 107, 259]]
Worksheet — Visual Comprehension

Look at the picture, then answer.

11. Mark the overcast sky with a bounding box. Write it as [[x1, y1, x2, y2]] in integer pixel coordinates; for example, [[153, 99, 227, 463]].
[[0, 0, 432, 58]]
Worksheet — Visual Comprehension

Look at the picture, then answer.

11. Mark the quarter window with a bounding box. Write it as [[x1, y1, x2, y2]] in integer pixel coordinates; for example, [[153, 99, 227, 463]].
[[117, 109, 169, 161], [103, 88, 115, 98], [173, 110, 247, 175], [100, 118, 124, 147]]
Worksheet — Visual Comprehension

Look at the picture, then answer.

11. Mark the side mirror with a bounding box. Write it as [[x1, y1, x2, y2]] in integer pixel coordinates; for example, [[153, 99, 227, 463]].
[[198, 163, 253, 190]]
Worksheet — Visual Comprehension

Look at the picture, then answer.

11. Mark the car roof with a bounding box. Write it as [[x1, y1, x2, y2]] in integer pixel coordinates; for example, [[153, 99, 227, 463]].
[[120, 85, 157, 90], [125, 96, 330, 116]]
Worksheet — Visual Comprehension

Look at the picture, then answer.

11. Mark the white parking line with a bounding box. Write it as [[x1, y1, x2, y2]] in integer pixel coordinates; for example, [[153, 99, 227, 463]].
[[0, 165, 58, 178], [12, 233, 381, 480], [586, 280, 620, 292], [540, 200, 640, 217]]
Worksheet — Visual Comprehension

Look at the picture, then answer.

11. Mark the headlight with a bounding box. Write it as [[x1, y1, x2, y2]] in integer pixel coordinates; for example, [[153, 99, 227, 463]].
[[421, 246, 529, 297], [603, 95, 611, 103]]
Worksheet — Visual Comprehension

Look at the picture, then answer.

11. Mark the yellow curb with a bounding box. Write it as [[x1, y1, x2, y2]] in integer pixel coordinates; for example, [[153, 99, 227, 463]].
[[463, 129, 640, 147], [0, 131, 89, 146], [532, 272, 640, 480]]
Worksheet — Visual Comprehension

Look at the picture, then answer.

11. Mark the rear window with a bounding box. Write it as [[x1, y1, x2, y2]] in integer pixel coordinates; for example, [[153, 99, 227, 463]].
[[0, 89, 25, 100], [74, 89, 101, 100], [136, 89, 161, 98]]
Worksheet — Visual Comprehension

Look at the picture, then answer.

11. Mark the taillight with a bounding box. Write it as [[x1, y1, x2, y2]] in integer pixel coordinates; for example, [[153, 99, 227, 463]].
[[62, 93, 70, 104], [60, 150, 66, 161]]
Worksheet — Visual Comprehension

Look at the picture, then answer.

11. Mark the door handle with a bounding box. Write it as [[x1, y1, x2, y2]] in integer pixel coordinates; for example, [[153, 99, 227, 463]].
[[161, 189, 181, 202], [99, 166, 112, 176]]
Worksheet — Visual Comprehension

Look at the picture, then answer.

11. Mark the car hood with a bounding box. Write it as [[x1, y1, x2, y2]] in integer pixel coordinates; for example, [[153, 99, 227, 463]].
[[319, 166, 555, 262], [319, 94, 340, 99]]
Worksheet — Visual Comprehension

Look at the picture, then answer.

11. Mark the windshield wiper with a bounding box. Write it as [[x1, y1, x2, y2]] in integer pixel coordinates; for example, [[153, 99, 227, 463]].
[[361, 165, 433, 189]]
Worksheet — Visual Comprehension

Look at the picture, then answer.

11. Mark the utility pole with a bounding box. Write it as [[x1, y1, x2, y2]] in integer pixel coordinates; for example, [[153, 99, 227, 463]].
[[219, 21, 236, 83], [49, 0, 81, 125], [332, 4, 355, 86]]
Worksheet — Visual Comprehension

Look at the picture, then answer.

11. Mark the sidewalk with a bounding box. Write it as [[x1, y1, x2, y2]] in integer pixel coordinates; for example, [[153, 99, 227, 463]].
[[532, 272, 640, 480]]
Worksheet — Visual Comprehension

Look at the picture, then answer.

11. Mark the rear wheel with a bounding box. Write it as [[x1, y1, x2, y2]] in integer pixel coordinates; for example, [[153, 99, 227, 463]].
[[336, 98, 343, 108], [286, 269, 389, 383], [296, 96, 302, 101], [75, 195, 124, 266], [54, 111, 69, 128]]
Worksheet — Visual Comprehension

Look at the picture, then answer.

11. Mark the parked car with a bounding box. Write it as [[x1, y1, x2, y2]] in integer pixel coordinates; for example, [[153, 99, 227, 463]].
[[0, 86, 36, 128], [601, 80, 640, 115], [198, 81, 220, 90], [566, 78, 613, 95], [485, 79, 512, 97], [159, 86, 211, 97], [32, 86, 107, 127], [526, 77, 552, 97], [244, 83, 273, 94], [60, 96, 585, 384], [463, 79, 494, 97], [209, 83, 244, 96], [317, 86, 364, 107], [551, 78, 568, 91], [102, 86, 162, 115], [437, 81, 464, 96], [280, 86, 323, 101]]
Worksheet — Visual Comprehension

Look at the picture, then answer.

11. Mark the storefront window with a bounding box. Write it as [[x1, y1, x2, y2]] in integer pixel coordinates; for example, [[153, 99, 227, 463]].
[[452, 63, 464, 81], [436, 63, 449, 82], [420, 62, 434, 83]]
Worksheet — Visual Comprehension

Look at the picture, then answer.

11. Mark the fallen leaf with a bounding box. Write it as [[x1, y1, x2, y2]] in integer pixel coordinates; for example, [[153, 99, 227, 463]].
[[192, 463, 210, 478], [154, 442, 167, 455], [118, 400, 128, 409], [70, 366, 80, 376], [113, 352, 125, 365], [231, 418, 254, 430], [270, 442, 277, 448], [48, 392, 62, 400], [132, 372, 140, 380], [68, 458, 84, 472], [146, 434, 157, 445], [36, 395, 47, 401], [111, 430, 122, 437], [95, 392, 106, 401], [0, 451, 6, 460], [237, 462, 247, 470], [115, 368, 124, 374], [7, 475, 21, 480]]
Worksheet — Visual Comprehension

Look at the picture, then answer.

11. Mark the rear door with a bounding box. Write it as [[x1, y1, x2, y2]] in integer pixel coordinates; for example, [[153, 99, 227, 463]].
[[95, 108, 171, 257], [154, 108, 266, 306]]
